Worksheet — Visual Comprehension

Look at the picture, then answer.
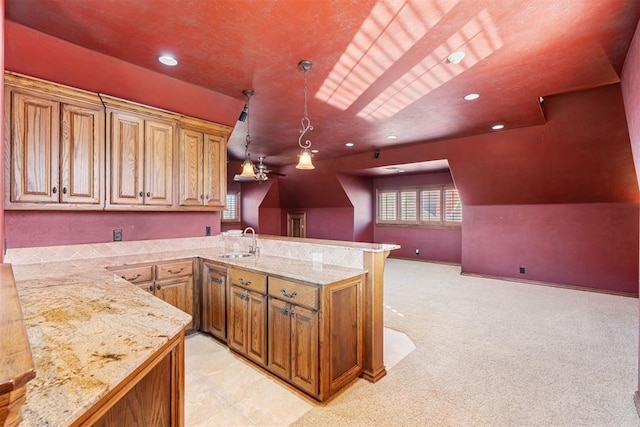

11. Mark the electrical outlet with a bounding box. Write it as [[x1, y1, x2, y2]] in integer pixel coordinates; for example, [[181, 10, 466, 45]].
[[519, 266, 525, 274], [113, 229, 122, 241], [415, 249, 420, 255], [205, 226, 211, 236]]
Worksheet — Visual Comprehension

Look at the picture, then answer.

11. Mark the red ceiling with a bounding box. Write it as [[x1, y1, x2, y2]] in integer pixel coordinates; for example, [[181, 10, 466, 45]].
[[5, 0, 640, 168]]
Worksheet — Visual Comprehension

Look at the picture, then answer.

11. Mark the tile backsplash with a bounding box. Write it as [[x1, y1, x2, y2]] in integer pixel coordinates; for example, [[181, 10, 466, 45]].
[[6, 235, 367, 269]]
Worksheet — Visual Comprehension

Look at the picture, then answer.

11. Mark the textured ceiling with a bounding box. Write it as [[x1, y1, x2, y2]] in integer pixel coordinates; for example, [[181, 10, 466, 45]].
[[6, 0, 640, 169]]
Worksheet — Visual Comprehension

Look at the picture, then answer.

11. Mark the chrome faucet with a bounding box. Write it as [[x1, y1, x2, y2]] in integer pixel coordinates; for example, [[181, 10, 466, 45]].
[[243, 226, 258, 255]]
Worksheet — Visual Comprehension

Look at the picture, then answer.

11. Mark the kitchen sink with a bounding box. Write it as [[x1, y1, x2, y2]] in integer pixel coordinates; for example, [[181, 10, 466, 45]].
[[219, 253, 253, 259]]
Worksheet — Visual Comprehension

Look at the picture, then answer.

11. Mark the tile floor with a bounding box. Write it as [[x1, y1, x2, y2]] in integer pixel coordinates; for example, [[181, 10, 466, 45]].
[[184, 328, 415, 426]]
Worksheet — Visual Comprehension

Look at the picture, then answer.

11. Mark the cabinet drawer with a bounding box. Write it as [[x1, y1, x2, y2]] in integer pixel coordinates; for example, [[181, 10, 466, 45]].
[[112, 265, 153, 284], [156, 260, 193, 280], [268, 277, 318, 310], [229, 268, 266, 294]]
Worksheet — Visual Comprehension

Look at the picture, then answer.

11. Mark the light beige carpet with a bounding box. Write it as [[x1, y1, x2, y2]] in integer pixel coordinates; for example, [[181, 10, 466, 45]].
[[293, 259, 639, 426]]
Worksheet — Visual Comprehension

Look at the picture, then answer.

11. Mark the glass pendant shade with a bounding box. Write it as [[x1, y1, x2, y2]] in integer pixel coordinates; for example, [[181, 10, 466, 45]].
[[240, 159, 256, 177], [296, 148, 315, 170]]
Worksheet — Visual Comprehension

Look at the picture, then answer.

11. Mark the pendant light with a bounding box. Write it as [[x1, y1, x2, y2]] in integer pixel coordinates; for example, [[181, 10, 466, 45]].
[[296, 60, 315, 170], [240, 89, 256, 178]]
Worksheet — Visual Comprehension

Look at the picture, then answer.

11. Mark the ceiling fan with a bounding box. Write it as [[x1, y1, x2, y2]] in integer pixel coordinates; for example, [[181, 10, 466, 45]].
[[233, 156, 285, 182]]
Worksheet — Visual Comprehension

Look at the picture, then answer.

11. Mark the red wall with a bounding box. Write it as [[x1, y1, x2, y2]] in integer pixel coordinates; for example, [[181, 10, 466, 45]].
[[282, 208, 354, 241], [336, 174, 374, 242], [462, 203, 638, 293], [4, 21, 241, 248], [620, 17, 640, 394], [5, 211, 220, 248]]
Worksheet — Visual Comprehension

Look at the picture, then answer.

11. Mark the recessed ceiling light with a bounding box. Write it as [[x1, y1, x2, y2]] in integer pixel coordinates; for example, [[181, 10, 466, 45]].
[[158, 55, 178, 66], [311, 149, 319, 153], [464, 93, 480, 101], [447, 51, 465, 64], [492, 124, 505, 130], [386, 135, 398, 139], [345, 142, 354, 147]]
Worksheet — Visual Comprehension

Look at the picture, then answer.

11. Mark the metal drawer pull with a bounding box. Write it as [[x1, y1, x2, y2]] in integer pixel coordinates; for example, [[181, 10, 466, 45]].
[[52, 187, 57, 194], [239, 278, 252, 286], [62, 187, 67, 194], [281, 289, 298, 299], [213, 277, 223, 284], [168, 268, 185, 274], [148, 285, 153, 292], [281, 308, 289, 315], [122, 273, 141, 281], [156, 284, 162, 290]]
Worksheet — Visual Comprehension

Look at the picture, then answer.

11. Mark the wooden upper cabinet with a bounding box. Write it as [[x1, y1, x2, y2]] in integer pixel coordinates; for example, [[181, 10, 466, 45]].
[[178, 118, 228, 210], [103, 96, 177, 210], [4, 72, 105, 209]]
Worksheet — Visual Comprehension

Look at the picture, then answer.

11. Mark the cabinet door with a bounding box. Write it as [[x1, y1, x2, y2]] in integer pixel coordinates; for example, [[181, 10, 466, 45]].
[[177, 128, 204, 207], [202, 263, 227, 341], [246, 291, 267, 366], [228, 286, 248, 354], [9, 91, 60, 203], [155, 276, 194, 331], [110, 111, 145, 205], [267, 298, 291, 379], [60, 103, 104, 205], [290, 304, 319, 396], [202, 132, 225, 208], [136, 281, 155, 294], [144, 120, 174, 206]]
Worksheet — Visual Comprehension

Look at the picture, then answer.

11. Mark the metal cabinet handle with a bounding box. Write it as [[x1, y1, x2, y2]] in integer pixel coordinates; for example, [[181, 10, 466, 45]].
[[62, 187, 67, 194], [213, 277, 223, 284], [139, 191, 144, 197], [168, 268, 184, 275], [156, 284, 162, 290], [122, 273, 141, 281], [200, 194, 204, 199], [281, 308, 289, 315], [239, 278, 252, 286], [146, 192, 151, 197], [148, 285, 153, 292], [240, 291, 249, 301], [280, 289, 298, 299], [52, 187, 57, 194]]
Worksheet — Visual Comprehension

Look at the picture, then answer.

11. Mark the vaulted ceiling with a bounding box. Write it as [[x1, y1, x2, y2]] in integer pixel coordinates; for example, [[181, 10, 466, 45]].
[[6, 0, 640, 169]]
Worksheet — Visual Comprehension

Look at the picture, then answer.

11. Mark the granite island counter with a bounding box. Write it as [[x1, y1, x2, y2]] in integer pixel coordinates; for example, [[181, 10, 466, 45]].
[[4, 235, 399, 425]]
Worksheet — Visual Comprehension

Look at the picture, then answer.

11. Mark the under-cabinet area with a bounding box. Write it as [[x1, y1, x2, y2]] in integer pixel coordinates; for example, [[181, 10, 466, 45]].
[[110, 257, 364, 402]]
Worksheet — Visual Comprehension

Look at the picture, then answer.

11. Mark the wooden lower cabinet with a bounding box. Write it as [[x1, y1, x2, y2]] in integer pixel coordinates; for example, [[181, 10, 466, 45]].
[[201, 261, 227, 341], [227, 285, 267, 367], [267, 298, 319, 396], [73, 331, 185, 427], [109, 259, 195, 332], [266, 275, 363, 401]]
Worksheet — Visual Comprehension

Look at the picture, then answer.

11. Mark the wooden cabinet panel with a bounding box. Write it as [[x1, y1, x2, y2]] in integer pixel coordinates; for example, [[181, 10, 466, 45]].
[[155, 276, 194, 331], [202, 132, 225, 208], [290, 304, 319, 395], [8, 91, 60, 204], [144, 120, 174, 206], [268, 277, 318, 310], [109, 111, 145, 205], [202, 262, 227, 341], [61, 103, 103, 205], [229, 268, 267, 294], [177, 128, 203, 207], [227, 286, 249, 354], [177, 125, 227, 209], [246, 291, 267, 366], [267, 295, 318, 396], [267, 298, 291, 379], [156, 260, 193, 280]]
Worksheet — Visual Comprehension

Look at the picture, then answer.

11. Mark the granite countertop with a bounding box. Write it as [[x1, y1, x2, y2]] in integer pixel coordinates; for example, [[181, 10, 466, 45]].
[[12, 247, 366, 426]]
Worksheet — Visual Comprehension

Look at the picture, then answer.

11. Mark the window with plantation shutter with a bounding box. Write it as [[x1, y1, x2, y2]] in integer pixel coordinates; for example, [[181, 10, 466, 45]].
[[222, 192, 240, 222], [399, 190, 417, 222], [420, 190, 441, 222], [444, 189, 462, 223], [376, 185, 461, 228], [378, 191, 397, 222]]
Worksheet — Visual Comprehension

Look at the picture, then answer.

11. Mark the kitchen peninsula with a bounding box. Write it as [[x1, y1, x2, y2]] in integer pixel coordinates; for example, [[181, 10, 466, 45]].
[[2, 234, 398, 425]]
